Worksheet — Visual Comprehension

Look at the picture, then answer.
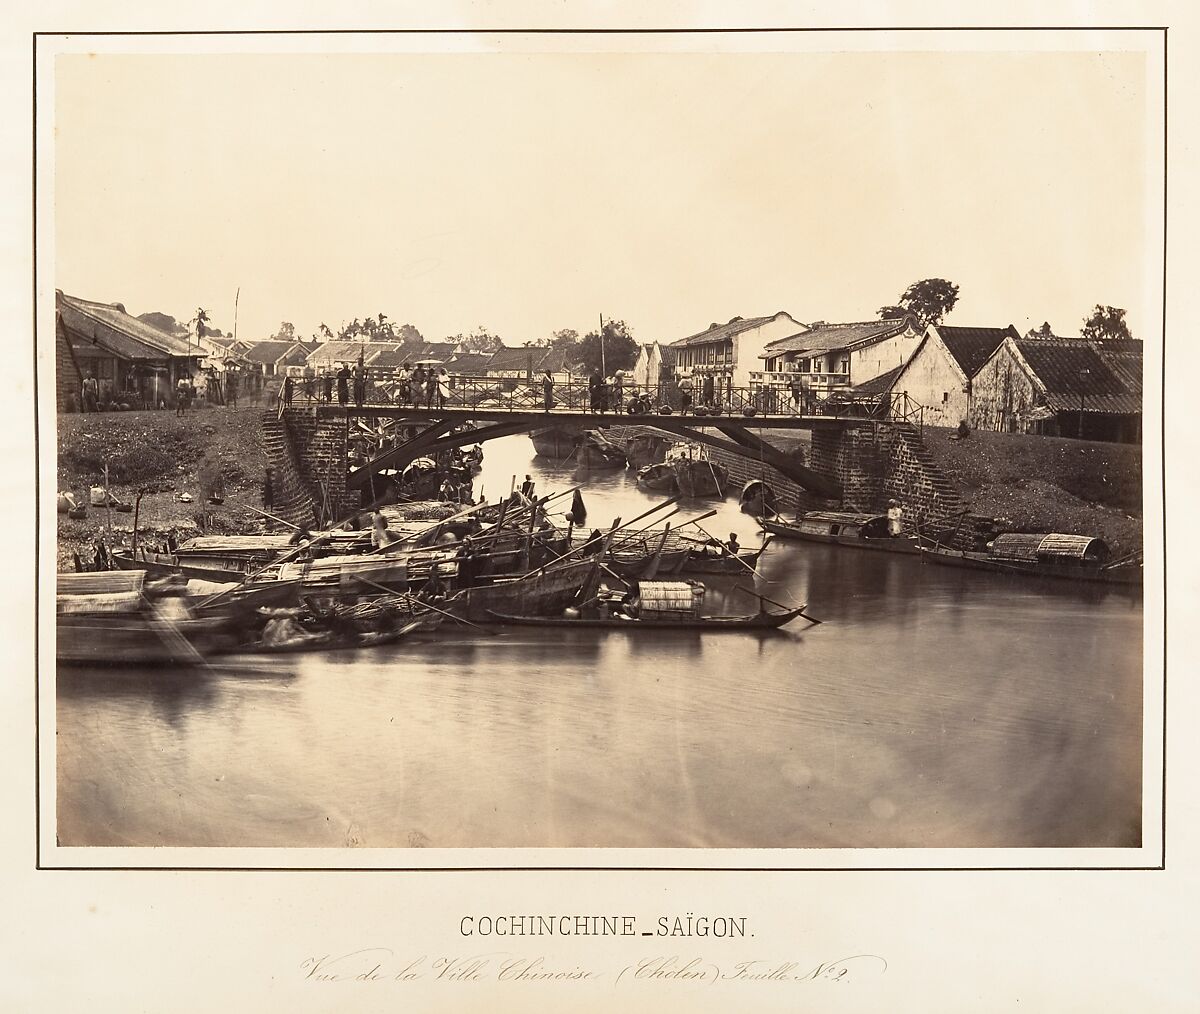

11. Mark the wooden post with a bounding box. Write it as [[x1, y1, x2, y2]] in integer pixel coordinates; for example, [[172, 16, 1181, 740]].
[[103, 461, 113, 543]]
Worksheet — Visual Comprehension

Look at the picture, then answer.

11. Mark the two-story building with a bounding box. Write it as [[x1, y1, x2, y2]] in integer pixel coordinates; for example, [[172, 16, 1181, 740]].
[[669, 312, 807, 405], [754, 315, 922, 409]]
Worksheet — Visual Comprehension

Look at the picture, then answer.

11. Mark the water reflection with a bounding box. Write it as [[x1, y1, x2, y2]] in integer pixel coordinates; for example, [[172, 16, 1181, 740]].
[[56, 434, 1143, 849]]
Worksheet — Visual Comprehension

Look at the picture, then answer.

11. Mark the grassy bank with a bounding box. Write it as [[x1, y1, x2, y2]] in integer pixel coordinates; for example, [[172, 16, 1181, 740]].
[[56, 407, 268, 570], [921, 426, 1143, 555]]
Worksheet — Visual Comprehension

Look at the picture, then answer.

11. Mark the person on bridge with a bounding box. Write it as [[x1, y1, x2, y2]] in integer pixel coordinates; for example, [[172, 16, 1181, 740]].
[[677, 374, 693, 415], [322, 371, 333, 403], [353, 362, 366, 406], [336, 364, 350, 405], [542, 369, 554, 412], [283, 375, 294, 407], [436, 368, 451, 408], [588, 369, 603, 413]]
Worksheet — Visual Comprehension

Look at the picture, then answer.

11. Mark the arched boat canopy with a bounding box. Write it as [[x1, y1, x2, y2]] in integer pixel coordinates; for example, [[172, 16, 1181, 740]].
[[989, 532, 1110, 564]]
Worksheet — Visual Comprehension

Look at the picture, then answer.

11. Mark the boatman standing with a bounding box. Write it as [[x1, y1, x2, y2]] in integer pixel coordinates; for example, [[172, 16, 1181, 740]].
[[887, 499, 904, 537]]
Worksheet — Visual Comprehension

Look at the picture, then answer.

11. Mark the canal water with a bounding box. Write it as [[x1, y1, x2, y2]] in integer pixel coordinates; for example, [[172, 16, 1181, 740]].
[[56, 435, 1143, 850]]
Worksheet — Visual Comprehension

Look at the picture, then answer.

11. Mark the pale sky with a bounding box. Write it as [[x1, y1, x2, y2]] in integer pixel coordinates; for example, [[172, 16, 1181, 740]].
[[53, 49, 1153, 343]]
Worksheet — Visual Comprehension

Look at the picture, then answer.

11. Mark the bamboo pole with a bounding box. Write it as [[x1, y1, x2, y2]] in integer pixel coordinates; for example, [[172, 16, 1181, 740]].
[[243, 504, 302, 531], [689, 519, 764, 580]]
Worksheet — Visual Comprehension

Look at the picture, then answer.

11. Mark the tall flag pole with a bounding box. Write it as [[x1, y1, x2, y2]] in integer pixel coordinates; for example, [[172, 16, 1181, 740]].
[[599, 312, 606, 378]]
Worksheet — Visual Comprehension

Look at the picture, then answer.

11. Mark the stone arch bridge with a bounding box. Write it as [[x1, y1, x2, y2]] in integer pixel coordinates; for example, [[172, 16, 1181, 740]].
[[263, 404, 963, 529]]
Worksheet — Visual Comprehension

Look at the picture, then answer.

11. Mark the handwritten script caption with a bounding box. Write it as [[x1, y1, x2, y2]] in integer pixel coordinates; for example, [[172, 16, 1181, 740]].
[[300, 949, 886, 987]]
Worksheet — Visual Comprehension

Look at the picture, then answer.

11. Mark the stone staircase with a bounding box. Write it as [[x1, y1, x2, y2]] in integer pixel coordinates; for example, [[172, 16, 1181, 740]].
[[261, 411, 317, 527]]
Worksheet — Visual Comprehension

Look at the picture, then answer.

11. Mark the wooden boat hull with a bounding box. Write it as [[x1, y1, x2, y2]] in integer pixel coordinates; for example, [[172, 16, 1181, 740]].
[[635, 462, 676, 492], [447, 557, 597, 622], [57, 614, 228, 665], [111, 549, 259, 583], [279, 549, 459, 593], [681, 544, 769, 574], [530, 425, 584, 458], [240, 617, 435, 655], [623, 432, 672, 468], [673, 459, 729, 498], [486, 607, 806, 630], [191, 578, 302, 614], [921, 547, 1143, 585], [739, 480, 777, 517], [759, 518, 922, 555], [607, 548, 690, 580]]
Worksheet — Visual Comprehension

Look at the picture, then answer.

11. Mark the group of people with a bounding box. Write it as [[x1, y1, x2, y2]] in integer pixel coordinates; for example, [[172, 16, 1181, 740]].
[[585, 369, 626, 413], [280, 363, 454, 410], [389, 365, 452, 409], [76, 366, 266, 414]]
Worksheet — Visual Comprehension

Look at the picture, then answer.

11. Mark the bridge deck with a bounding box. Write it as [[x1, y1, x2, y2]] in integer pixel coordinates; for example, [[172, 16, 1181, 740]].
[[317, 404, 865, 430]]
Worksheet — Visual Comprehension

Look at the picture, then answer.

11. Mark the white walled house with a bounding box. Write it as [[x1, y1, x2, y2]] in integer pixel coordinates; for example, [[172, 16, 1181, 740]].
[[669, 312, 807, 402], [890, 324, 1018, 426], [631, 341, 677, 390], [756, 316, 922, 403]]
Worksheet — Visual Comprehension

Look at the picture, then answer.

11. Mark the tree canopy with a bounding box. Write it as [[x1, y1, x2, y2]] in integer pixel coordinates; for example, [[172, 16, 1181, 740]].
[[1081, 305, 1133, 341], [879, 278, 960, 328], [578, 319, 638, 375], [451, 326, 506, 353], [137, 311, 185, 335], [335, 315, 423, 343], [273, 321, 297, 340], [1025, 321, 1055, 339]]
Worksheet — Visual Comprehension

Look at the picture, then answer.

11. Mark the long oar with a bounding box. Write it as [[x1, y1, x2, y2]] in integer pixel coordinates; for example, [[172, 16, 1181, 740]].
[[733, 584, 822, 624], [368, 498, 493, 555], [532, 498, 678, 575], [243, 504, 302, 531], [347, 573, 498, 635], [606, 505, 689, 552], [196, 501, 372, 610], [690, 519, 770, 581]]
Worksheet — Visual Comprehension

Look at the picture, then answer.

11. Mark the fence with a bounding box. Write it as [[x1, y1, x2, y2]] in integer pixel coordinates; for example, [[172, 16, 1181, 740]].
[[273, 374, 926, 422]]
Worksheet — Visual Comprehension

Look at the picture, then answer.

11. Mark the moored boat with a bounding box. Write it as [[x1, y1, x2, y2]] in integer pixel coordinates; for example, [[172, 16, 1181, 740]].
[[921, 534, 1142, 586], [635, 461, 676, 492], [759, 511, 924, 555], [667, 443, 728, 497], [681, 538, 771, 575], [486, 607, 807, 630], [57, 571, 227, 665], [530, 424, 585, 459], [739, 479, 777, 517], [241, 615, 438, 655], [446, 556, 599, 622], [487, 578, 811, 630], [574, 429, 628, 469]]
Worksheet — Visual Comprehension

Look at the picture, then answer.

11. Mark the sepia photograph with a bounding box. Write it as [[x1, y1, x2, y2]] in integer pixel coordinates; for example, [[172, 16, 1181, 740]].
[[41, 30, 1158, 858]]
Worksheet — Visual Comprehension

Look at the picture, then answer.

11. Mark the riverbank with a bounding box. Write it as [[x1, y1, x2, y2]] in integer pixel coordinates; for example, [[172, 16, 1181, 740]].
[[602, 421, 1142, 555], [56, 407, 268, 569], [921, 427, 1142, 556]]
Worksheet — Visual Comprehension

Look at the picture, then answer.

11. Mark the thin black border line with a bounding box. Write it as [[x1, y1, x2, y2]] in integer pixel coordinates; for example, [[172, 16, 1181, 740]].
[[1160, 26, 1168, 869], [32, 864, 1169, 873], [33, 30, 40, 871], [33, 25, 1169, 874], [31, 27, 1171, 36]]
